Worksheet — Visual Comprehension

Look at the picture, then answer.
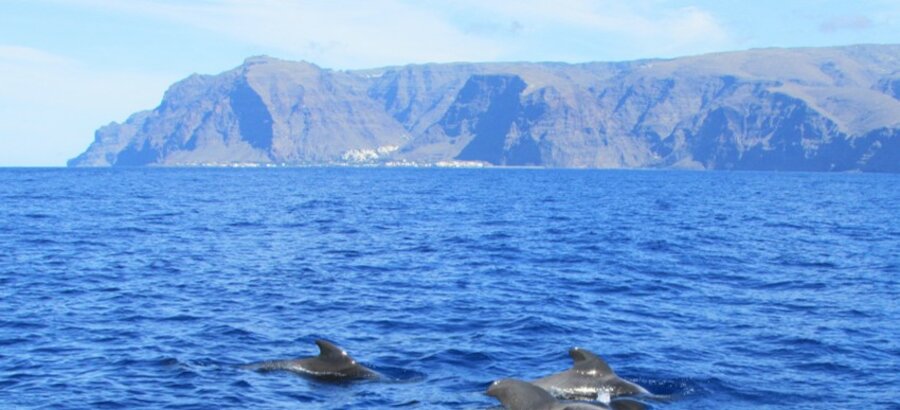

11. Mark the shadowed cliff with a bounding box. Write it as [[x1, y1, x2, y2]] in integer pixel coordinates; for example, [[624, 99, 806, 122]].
[[69, 45, 900, 172]]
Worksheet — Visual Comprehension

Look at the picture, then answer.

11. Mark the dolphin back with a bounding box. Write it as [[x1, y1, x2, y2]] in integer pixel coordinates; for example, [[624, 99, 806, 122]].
[[304, 339, 376, 378], [243, 339, 377, 380], [533, 348, 649, 400], [488, 379, 614, 410], [488, 379, 558, 410], [569, 348, 614, 376]]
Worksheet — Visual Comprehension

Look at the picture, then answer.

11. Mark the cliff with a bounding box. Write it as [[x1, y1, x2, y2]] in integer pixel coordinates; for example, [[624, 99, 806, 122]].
[[69, 45, 900, 172]]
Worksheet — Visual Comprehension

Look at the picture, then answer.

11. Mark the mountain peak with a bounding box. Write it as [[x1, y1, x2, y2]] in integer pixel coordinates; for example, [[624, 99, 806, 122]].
[[242, 55, 321, 69], [242, 55, 279, 65]]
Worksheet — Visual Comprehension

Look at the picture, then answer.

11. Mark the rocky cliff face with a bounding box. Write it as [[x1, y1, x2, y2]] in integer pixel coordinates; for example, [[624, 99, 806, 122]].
[[69, 45, 900, 172], [70, 57, 410, 166]]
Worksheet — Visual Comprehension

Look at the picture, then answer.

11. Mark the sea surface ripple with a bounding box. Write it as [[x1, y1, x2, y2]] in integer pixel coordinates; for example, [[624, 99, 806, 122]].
[[0, 168, 897, 409]]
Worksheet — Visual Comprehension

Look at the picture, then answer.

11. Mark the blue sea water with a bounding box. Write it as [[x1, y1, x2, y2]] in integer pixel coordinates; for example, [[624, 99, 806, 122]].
[[0, 168, 898, 410]]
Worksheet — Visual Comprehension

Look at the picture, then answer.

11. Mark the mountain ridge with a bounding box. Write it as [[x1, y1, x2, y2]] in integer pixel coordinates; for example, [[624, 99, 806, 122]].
[[69, 44, 900, 172]]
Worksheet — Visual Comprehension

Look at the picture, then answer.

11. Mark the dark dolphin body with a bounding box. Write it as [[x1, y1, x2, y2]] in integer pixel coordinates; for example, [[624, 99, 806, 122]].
[[487, 379, 646, 410], [242, 339, 378, 381], [533, 348, 649, 400], [487, 379, 609, 410]]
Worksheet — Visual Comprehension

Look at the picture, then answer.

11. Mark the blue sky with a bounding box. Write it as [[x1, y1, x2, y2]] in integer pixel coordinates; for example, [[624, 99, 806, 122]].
[[1, 0, 898, 166]]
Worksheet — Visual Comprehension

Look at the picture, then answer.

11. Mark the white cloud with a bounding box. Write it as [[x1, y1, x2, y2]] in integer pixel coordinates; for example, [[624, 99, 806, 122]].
[[0, 45, 72, 65], [53, 0, 731, 66], [660, 7, 731, 54], [432, 0, 731, 56], [0, 45, 176, 165], [52, 0, 507, 68], [819, 15, 874, 33]]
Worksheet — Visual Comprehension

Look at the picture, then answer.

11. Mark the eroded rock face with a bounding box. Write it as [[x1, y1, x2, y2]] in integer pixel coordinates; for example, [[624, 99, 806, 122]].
[[69, 57, 411, 167], [70, 45, 900, 172]]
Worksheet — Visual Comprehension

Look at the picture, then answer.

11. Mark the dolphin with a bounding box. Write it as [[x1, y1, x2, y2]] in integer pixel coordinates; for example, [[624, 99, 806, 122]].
[[532, 348, 649, 400], [488, 379, 609, 410], [242, 339, 378, 381], [487, 379, 646, 410]]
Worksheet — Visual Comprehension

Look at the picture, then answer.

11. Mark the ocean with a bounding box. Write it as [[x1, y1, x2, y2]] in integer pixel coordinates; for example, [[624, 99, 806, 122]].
[[0, 168, 897, 409]]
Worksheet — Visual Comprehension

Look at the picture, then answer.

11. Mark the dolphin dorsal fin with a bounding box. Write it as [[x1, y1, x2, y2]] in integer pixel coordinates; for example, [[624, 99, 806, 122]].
[[315, 339, 351, 361], [569, 347, 614, 375]]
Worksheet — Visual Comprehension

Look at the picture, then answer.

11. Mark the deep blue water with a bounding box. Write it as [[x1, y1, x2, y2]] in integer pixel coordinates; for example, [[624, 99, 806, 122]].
[[0, 168, 898, 410]]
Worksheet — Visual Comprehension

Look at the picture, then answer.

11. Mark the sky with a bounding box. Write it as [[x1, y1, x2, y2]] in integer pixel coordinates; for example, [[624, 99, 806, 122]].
[[1, 0, 898, 166]]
